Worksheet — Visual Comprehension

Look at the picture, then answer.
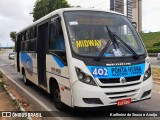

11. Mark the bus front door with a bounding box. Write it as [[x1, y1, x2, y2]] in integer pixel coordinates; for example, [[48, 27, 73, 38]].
[[37, 23, 48, 87]]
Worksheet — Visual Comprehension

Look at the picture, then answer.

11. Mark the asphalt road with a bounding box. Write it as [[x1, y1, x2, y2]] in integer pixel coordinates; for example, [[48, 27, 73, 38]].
[[0, 49, 160, 120]]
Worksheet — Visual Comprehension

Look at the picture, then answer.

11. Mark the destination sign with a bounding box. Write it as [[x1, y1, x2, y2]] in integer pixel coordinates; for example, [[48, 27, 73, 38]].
[[87, 63, 145, 78], [76, 16, 114, 25]]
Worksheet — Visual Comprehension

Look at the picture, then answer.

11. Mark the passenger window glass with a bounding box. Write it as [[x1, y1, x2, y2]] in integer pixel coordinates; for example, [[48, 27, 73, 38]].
[[26, 30, 30, 40], [22, 33, 25, 41], [31, 27, 37, 39], [49, 19, 65, 51], [30, 28, 34, 39], [34, 27, 37, 38]]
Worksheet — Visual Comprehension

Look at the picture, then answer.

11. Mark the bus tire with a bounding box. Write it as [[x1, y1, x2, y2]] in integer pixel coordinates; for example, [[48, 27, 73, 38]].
[[52, 84, 64, 110], [23, 72, 30, 85]]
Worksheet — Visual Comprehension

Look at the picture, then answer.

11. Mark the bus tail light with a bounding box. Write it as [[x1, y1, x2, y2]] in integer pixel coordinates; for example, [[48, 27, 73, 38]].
[[75, 67, 97, 86], [143, 64, 151, 81]]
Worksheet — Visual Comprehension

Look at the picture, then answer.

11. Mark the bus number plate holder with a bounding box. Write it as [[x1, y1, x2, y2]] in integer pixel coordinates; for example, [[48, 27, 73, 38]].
[[117, 98, 131, 106]]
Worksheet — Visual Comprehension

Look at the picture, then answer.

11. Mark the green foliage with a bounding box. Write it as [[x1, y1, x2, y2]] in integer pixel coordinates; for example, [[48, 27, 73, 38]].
[[140, 32, 160, 48], [0, 82, 5, 91], [10, 31, 16, 43], [140, 32, 160, 53], [153, 41, 160, 47], [0, 71, 3, 78], [33, 0, 70, 21], [147, 47, 160, 53]]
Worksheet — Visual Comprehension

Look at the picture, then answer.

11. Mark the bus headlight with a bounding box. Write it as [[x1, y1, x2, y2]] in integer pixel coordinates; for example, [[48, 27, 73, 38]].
[[75, 67, 97, 86], [85, 76, 92, 83], [143, 64, 151, 81], [77, 72, 85, 80]]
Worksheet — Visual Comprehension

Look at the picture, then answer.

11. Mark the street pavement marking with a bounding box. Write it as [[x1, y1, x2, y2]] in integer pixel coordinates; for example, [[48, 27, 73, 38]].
[[0, 69, 63, 120], [0, 64, 14, 67]]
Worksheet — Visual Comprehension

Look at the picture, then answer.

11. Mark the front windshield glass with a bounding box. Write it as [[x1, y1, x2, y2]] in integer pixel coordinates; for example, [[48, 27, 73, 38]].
[[64, 11, 146, 57]]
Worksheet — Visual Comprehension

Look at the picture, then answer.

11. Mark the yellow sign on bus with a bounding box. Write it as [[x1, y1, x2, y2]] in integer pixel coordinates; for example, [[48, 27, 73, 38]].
[[76, 40, 102, 48]]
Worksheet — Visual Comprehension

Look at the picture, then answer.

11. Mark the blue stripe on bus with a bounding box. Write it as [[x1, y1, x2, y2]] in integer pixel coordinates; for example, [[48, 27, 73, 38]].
[[21, 52, 33, 76], [47, 71, 69, 79], [52, 55, 64, 68]]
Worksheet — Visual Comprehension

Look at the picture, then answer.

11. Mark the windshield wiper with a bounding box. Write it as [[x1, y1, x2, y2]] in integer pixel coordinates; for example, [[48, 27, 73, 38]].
[[96, 40, 111, 61], [106, 26, 120, 49], [107, 26, 139, 59], [96, 26, 139, 61], [96, 26, 119, 61], [114, 33, 139, 59]]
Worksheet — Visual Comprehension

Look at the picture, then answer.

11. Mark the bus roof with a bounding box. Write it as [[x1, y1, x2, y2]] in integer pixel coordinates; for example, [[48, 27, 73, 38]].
[[17, 8, 123, 34]]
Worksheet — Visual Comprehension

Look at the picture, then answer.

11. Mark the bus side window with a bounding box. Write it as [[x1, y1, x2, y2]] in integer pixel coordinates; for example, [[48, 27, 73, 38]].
[[21, 33, 25, 51], [30, 27, 37, 52], [49, 18, 67, 65], [49, 19, 65, 51]]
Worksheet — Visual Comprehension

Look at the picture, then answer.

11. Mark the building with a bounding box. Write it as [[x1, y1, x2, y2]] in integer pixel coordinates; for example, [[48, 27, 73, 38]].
[[132, 0, 142, 32], [110, 0, 142, 32], [110, 0, 124, 14], [127, 0, 132, 22]]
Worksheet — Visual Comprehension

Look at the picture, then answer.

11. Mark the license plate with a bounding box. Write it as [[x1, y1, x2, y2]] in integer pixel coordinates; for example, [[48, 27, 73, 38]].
[[117, 98, 131, 106]]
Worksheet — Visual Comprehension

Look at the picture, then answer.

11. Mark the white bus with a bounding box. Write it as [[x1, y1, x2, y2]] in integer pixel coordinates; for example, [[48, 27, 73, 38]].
[[15, 8, 152, 110]]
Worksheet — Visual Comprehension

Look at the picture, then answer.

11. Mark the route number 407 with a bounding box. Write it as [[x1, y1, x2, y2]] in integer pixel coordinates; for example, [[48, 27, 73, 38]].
[[92, 68, 108, 76]]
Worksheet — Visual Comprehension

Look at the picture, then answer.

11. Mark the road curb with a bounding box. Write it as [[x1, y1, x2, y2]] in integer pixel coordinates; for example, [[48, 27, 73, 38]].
[[0, 71, 32, 120], [3, 82, 32, 120], [0, 69, 63, 120], [151, 66, 160, 69]]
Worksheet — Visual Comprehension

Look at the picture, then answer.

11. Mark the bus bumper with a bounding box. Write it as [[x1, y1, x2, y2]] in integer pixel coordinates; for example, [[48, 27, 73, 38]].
[[72, 77, 152, 108]]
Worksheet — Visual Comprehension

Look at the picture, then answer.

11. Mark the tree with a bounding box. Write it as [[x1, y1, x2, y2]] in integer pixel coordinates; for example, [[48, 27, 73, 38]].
[[32, 0, 70, 21], [10, 31, 16, 42]]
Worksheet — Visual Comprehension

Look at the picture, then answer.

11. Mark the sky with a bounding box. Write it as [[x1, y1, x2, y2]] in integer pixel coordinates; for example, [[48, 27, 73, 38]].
[[0, 0, 160, 47]]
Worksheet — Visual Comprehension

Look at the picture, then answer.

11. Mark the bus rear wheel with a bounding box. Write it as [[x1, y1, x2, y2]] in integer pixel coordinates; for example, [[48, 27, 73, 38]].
[[52, 85, 64, 110]]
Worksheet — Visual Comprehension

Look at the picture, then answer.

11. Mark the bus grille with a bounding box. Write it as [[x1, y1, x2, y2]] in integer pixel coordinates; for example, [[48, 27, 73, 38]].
[[105, 89, 140, 101], [99, 82, 141, 88], [99, 75, 141, 84]]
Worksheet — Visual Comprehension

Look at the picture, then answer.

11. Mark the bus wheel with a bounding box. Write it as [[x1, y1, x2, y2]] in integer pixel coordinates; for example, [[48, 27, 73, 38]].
[[53, 85, 64, 110], [23, 72, 30, 85]]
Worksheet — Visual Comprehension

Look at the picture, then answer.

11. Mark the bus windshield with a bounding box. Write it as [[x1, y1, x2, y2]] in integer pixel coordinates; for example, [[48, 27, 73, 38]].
[[64, 11, 146, 58]]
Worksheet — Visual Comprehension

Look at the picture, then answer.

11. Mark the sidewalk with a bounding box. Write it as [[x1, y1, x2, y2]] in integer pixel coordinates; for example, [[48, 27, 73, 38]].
[[0, 80, 27, 120]]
